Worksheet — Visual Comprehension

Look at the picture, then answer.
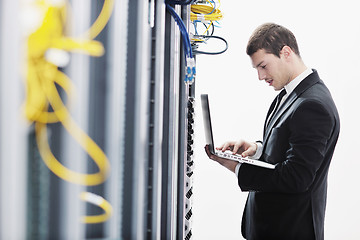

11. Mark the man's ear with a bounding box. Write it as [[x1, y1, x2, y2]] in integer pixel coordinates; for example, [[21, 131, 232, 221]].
[[280, 45, 292, 59]]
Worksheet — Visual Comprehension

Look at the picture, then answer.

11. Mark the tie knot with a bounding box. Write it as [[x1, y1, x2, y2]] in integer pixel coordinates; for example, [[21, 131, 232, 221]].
[[279, 89, 287, 99]]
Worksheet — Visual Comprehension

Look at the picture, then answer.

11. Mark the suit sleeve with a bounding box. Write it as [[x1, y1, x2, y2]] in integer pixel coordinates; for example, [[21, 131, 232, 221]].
[[238, 100, 336, 193]]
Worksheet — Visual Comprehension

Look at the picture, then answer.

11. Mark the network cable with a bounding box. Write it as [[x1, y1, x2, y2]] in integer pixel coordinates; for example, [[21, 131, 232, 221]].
[[165, 0, 196, 5], [192, 35, 228, 55], [24, 0, 114, 224], [80, 192, 113, 224], [166, 4, 193, 58], [190, 2, 223, 22], [190, 0, 228, 55], [166, 4, 196, 84]]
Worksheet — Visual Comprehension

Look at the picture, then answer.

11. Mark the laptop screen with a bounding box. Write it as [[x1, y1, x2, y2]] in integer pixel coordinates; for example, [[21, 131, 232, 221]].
[[200, 94, 216, 154]]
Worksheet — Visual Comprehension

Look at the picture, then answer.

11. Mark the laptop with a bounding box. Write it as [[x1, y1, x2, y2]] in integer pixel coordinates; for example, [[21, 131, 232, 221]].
[[200, 94, 275, 169]]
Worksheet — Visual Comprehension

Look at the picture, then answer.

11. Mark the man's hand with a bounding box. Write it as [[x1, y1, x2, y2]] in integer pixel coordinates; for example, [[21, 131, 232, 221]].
[[204, 145, 238, 173], [217, 140, 257, 158]]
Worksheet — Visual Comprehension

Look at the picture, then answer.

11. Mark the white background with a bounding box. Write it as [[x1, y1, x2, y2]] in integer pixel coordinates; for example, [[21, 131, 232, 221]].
[[192, 0, 360, 239]]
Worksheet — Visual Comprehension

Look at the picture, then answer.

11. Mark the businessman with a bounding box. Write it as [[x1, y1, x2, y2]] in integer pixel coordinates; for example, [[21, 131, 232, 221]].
[[205, 23, 340, 240]]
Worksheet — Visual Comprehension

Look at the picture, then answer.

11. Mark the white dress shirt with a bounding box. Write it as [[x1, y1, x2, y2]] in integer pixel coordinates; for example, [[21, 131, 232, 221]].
[[235, 68, 313, 176]]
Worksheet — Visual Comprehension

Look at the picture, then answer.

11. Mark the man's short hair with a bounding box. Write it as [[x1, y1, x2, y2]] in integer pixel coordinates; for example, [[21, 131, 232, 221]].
[[246, 23, 300, 58]]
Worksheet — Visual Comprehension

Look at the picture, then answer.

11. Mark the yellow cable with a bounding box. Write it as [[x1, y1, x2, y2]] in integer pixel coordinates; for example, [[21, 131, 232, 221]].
[[84, 0, 115, 39], [32, 61, 110, 185], [190, 5, 223, 22], [25, 59, 74, 123], [25, 0, 114, 224], [27, 7, 110, 185], [203, 20, 213, 35], [80, 192, 113, 224], [52, 38, 104, 56], [190, 1, 223, 43]]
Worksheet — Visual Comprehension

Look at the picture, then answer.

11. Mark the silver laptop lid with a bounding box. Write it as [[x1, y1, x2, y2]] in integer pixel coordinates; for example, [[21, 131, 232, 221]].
[[201, 94, 216, 154]]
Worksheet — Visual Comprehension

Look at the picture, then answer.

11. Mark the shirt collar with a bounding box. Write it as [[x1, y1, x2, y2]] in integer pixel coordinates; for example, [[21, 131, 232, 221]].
[[284, 68, 313, 95]]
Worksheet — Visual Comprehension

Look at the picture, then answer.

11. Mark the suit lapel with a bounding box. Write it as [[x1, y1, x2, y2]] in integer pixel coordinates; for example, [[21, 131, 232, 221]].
[[262, 70, 321, 146], [264, 92, 297, 140], [263, 96, 278, 136]]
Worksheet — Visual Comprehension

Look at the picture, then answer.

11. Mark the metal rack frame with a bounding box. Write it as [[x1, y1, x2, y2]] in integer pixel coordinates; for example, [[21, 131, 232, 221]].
[[0, 0, 194, 239]]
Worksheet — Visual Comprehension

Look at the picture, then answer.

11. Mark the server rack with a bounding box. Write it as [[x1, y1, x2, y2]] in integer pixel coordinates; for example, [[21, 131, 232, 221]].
[[0, 0, 195, 239], [0, 1, 28, 239]]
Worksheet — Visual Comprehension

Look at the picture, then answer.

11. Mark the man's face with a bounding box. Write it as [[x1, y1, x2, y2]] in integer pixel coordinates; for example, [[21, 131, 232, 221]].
[[250, 49, 291, 91]]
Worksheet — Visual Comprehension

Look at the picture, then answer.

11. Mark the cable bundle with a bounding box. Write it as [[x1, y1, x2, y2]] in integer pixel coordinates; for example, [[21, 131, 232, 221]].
[[165, 0, 228, 78], [190, 0, 228, 55], [24, 0, 114, 224], [190, 3, 223, 22]]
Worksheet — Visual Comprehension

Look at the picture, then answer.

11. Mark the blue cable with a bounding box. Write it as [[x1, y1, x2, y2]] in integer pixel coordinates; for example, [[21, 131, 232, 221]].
[[166, 4, 193, 58], [193, 21, 199, 35], [166, 4, 196, 84], [165, 0, 195, 5], [208, 0, 216, 15]]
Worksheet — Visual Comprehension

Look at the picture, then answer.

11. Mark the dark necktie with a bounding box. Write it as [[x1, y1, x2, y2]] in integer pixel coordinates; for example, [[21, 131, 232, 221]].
[[266, 89, 287, 127]]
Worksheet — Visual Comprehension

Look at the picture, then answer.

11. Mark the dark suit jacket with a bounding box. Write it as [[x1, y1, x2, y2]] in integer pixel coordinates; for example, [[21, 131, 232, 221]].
[[238, 70, 340, 240]]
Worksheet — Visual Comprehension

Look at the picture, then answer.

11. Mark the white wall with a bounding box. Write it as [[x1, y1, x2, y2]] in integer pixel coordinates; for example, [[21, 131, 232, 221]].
[[192, 0, 360, 239]]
